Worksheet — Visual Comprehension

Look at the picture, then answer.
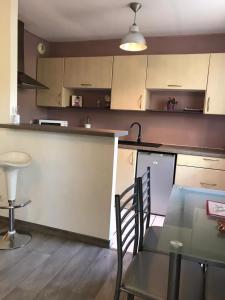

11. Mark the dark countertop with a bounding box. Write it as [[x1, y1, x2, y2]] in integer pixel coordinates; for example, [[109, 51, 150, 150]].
[[0, 124, 128, 138], [119, 141, 225, 159]]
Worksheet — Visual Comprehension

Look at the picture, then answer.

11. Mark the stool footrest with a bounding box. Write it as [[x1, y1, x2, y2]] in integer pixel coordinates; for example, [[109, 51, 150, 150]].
[[0, 205, 9, 210], [14, 200, 31, 208], [0, 200, 31, 210]]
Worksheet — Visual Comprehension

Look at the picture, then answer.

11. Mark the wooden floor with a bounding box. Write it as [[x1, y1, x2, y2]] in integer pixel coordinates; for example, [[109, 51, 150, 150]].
[[0, 229, 135, 300]]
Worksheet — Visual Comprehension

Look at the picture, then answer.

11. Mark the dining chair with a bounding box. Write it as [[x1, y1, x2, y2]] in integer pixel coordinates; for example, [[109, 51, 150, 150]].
[[138, 167, 164, 252], [205, 264, 225, 300], [114, 178, 203, 300]]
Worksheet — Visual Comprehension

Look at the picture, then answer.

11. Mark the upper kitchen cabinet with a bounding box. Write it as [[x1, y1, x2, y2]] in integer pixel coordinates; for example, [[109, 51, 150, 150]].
[[63, 57, 113, 89], [37, 58, 71, 107], [146, 54, 210, 90], [111, 55, 148, 110], [205, 53, 225, 115]]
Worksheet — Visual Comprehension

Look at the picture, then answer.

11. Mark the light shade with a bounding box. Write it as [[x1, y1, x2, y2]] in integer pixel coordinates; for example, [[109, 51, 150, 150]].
[[120, 24, 147, 52]]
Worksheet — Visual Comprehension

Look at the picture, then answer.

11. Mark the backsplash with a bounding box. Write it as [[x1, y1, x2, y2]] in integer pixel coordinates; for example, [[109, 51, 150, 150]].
[[19, 30, 225, 149], [47, 108, 225, 149]]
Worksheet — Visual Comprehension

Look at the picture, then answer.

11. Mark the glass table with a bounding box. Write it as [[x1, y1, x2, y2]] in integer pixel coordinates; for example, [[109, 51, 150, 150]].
[[150, 185, 225, 300]]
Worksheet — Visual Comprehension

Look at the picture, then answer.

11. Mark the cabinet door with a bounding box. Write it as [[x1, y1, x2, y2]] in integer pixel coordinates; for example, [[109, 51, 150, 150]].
[[175, 165, 225, 191], [146, 54, 210, 90], [115, 149, 137, 195], [37, 58, 70, 107], [64, 57, 113, 88], [111, 55, 148, 110], [205, 53, 225, 115], [177, 154, 225, 171]]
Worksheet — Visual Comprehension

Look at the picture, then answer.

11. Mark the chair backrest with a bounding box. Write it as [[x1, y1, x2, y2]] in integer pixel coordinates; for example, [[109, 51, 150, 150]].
[[138, 166, 151, 251], [115, 180, 139, 283]]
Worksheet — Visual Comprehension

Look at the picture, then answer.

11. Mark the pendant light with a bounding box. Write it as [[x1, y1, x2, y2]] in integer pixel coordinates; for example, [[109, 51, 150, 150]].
[[120, 2, 147, 52]]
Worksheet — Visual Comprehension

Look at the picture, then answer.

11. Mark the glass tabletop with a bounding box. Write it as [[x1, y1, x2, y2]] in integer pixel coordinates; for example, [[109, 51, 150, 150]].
[[155, 185, 225, 266]]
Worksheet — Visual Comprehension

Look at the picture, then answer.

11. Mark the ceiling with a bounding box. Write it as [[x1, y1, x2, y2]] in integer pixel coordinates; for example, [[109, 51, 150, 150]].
[[19, 0, 225, 42]]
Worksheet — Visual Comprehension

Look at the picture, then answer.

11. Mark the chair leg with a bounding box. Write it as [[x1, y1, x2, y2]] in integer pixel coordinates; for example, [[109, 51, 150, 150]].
[[127, 293, 134, 300], [114, 288, 121, 300], [114, 273, 121, 300], [200, 263, 208, 300], [114, 262, 122, 300]]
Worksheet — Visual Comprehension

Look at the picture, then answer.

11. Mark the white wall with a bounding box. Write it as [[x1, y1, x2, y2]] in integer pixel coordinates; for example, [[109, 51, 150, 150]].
[[0, 0, 18, 123], [0, 129, 118, 241]]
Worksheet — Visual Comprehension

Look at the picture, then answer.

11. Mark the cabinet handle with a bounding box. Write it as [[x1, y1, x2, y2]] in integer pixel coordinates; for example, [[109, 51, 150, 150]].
[[200, 182, 217, 187], [129, 152, 134, 165], [138, 95, 142, 109], [168, 84, 182, 87], [203, 158, 219, 162], [207, 97, 210, 112], [58, 93, 61, 106], [80, 83, 92, 87]]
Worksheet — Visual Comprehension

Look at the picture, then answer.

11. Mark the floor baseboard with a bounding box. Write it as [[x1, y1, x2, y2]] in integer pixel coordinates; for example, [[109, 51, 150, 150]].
[[0, 216, 110, 249]]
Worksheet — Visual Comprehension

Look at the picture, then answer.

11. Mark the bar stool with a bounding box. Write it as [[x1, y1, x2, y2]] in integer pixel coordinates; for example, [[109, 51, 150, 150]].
[[0, 151, 32, 249]]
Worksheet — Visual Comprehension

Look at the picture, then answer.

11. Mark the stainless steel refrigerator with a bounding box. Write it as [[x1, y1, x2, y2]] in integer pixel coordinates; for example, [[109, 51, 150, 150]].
[[137, 152, 176, 216]]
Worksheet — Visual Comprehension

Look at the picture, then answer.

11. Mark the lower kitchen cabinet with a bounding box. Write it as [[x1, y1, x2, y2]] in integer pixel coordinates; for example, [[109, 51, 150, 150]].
[[115, 148, 137, 195], [175, 154, 225, 191], [137, 152, 175, 215], [175, 165, 225, 190]]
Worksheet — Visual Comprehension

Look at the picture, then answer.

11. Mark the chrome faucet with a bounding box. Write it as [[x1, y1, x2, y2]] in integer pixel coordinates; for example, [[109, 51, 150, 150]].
[[130, 122, 142, 143]]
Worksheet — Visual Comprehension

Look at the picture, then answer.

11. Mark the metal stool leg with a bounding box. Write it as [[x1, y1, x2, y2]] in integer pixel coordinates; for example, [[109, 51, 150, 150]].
[[8, 200, 15, 234], [0, 200, 32, 250]]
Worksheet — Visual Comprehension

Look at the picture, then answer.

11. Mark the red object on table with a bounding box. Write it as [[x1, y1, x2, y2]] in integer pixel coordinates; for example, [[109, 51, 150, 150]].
[[206, 200, 225, 219]]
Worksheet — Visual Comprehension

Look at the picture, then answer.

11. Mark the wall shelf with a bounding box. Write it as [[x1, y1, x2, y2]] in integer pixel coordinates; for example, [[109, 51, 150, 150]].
[[67, 106, 110, 111], [147, 109, 203, 114], [147, 90, 205, 113]]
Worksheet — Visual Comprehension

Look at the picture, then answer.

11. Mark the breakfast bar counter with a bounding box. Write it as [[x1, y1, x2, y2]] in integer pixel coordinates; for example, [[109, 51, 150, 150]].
[[119, 141, 225, 159], [0, 124, 127, 244], [0, 124, 128, 138]]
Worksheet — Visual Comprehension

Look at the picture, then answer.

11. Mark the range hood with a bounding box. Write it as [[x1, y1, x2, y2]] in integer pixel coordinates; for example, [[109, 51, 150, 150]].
[[18, 21, 48, 89]]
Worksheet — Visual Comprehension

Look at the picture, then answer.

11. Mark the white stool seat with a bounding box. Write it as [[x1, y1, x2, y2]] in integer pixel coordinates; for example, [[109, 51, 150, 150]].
[[0, 152, 32, 201], [0, 151, 32, 168]]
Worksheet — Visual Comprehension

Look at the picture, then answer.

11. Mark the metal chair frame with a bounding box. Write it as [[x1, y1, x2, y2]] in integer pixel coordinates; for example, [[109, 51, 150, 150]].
[[138, 167, 151, 251], [114, 181, 139, 300]]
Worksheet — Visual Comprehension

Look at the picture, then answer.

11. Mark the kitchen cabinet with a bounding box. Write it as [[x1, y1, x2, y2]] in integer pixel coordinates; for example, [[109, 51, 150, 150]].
[[111, 55, 148, 110], [175, 154, 225, 191], [146, 54, 210, 90], [37, 58, 72, 107], [63, 57, 113, 89], [137, 152, 175, 215], [177, 154, 225, 170], [115, 148, 137, 195], [175, 166, 225, 191], [205, 53, 225, 115]]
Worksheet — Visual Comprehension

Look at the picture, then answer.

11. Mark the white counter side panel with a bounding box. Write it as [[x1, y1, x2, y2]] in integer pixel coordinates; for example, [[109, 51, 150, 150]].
[[0, 129, 117, 240]]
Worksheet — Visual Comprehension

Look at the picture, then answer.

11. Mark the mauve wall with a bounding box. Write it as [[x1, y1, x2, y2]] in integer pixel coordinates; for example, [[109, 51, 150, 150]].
[[47, 108, 225, 149], [48, 34, 225, 148], [49, 34, 225, 57], [19, 31, 225, 148], [18, 30, 49, 123]]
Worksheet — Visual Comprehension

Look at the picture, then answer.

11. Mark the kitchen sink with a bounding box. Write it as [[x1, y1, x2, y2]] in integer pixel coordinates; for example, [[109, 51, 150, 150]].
[[119, 140, 162, 148]]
